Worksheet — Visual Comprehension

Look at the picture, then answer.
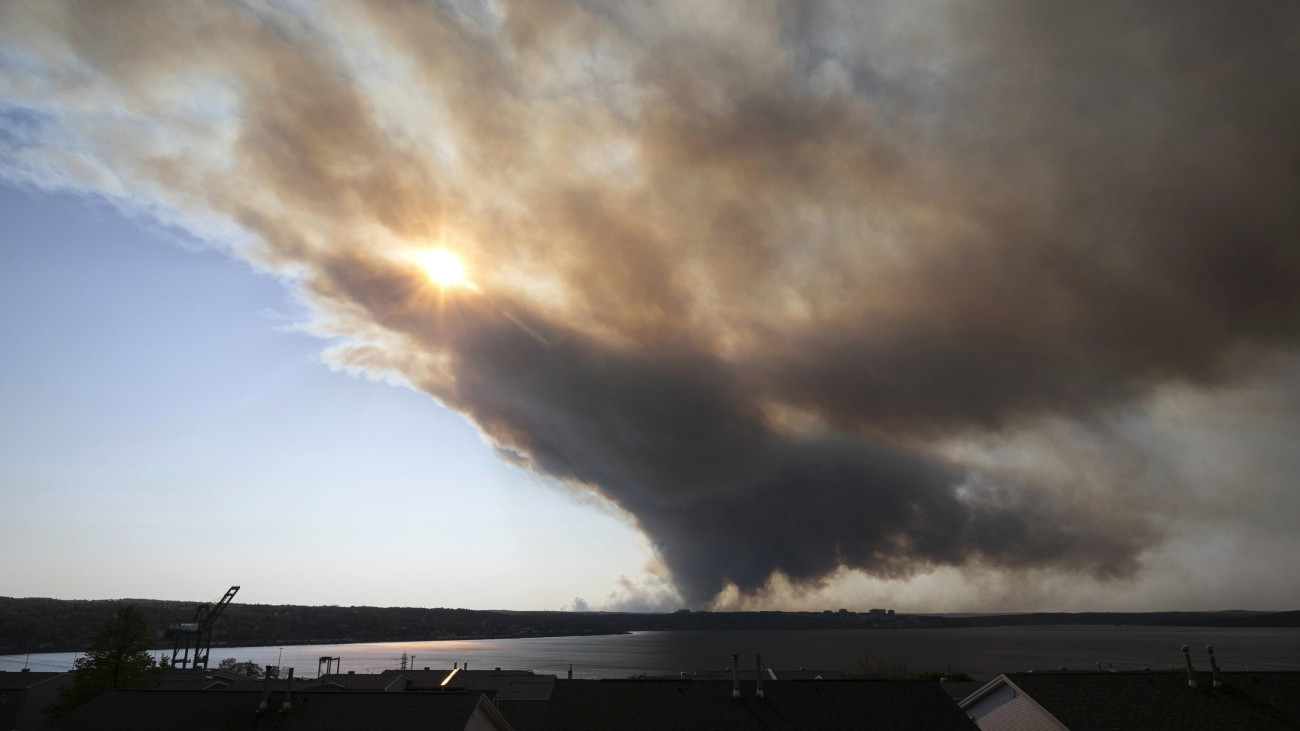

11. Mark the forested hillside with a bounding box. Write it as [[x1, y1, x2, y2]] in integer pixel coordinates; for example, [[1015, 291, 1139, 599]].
[[3, 596, 1295, 656]]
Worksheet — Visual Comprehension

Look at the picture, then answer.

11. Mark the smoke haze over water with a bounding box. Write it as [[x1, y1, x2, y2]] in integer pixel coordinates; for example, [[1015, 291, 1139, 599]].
[[4, 1, 1300, 609]]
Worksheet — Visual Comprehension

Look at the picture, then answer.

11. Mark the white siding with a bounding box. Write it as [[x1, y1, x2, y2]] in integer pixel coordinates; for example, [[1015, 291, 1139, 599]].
[[464, 702, 515, 731], [966, 684, 1069, 731]]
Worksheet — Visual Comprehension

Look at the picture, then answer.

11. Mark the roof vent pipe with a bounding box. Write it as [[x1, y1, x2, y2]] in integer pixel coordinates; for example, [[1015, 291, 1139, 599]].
[[281, 668, 294, 712], [1207, 646, 1223, 688], [731, 654, 741, 699], [755, 654, 765, 699], [1181, 646, 1197, 688], [257, 666, 272, 712]]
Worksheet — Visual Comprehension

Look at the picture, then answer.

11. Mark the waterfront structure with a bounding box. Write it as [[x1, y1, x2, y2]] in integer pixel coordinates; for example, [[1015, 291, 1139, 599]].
[[163, 586, 240, 671]]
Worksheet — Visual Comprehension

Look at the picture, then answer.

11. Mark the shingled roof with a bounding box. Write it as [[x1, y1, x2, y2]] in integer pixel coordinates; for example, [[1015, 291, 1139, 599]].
[[0, 671, 68, 688], [47, 688, 510, 731], [539, 678, 978, 731], [385, 669, 556, 700], [316, 672, 412, 691], [963, 671, 1300, 731]]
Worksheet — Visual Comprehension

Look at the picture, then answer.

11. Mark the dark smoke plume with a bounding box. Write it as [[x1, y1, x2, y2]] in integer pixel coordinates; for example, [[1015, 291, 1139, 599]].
[[3, 0, 1300, 605]]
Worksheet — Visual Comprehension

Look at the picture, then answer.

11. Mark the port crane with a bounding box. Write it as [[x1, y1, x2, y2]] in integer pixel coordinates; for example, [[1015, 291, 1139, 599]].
[[164, 585, 239, 670]]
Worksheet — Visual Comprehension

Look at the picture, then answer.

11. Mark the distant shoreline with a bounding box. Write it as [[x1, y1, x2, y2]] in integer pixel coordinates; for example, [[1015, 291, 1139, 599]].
[[2, 596, 1296, 656]]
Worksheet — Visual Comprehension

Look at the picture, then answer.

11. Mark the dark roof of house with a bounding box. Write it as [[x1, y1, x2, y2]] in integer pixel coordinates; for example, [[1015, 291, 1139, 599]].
[[387, 669, 556, 700], [0, 671, 67, 688], [382, 669, 533, 682], [686, 669, 850, 681], [156, 668, 254, 690], [992, 671, 1300, 731], [937, 680, 985, 700], [540, 679, 978, 731], [47, 689, 495, 731], [316, 673, 412, 691], [212, 678, 335, 692]]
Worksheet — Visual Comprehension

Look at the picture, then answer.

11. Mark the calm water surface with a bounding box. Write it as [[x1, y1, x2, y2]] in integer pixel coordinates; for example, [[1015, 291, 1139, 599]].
[[5, 626, 1298, 680]]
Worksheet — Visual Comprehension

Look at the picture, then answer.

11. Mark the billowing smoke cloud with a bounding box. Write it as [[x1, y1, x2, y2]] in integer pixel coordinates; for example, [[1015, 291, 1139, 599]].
[[3, 1, 1299, 607]]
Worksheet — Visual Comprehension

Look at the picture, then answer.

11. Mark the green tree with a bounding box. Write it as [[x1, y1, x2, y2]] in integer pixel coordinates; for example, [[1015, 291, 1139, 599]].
[[218, 657, 264, 678], [46, 604, 162, 720]]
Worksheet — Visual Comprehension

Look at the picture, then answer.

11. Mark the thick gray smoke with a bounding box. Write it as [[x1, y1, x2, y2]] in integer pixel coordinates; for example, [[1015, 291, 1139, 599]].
[[3, 0, 1300, 606]]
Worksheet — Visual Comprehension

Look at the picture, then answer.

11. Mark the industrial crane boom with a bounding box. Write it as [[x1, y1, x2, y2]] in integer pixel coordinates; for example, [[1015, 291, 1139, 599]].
[[165, 585, 240, 670]]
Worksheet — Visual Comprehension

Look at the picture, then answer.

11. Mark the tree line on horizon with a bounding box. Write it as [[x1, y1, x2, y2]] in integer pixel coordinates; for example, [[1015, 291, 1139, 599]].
[[4, 596, 1296, 657]]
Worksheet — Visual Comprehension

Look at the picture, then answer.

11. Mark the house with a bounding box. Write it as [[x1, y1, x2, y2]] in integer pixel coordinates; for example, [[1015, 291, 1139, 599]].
[[156, 667, 267, 690], [383, 669, 556, 731], [960, 671, 1300, 731], [685, 669, 848, 681], [0, 670, 71, 731], [318, 672, 413, 692], [46, 688, 515, 731], [539, 678, 979, 730]]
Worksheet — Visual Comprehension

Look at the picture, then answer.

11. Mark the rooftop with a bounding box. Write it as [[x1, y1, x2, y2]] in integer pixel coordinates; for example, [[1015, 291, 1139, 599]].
[[965, 671, 1300, 731], [47, 688, 502, 731], [540, 678, 978, 731], [0, 670, 67, 688], [382, 669, 557, 700]]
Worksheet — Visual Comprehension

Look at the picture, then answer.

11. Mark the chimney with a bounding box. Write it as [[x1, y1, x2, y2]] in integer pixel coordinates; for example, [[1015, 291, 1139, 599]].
[[1207, 646, 1223, 688], [755, 655, 765, 699], [568, 664, 573, 680], [281, 668, 294, 711], [1181, 646, 1197, 688], [257, 666, 272, 712], [731, 655, 741, 699]]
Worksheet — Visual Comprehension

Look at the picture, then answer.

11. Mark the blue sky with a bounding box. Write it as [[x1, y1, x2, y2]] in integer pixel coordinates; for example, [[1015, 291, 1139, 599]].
[[0, 182, 649, 609]]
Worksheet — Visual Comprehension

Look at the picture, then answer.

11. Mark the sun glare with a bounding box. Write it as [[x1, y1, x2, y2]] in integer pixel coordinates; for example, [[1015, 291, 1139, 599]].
[[423, 249, 465, 286]]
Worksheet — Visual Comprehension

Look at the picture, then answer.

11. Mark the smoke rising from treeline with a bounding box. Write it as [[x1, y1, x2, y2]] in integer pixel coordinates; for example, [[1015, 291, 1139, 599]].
[[3, 0, 1299, 606]]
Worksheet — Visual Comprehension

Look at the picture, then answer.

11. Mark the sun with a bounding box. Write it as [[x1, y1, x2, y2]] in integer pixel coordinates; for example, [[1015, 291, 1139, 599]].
[[422, 249, 465, 286]]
